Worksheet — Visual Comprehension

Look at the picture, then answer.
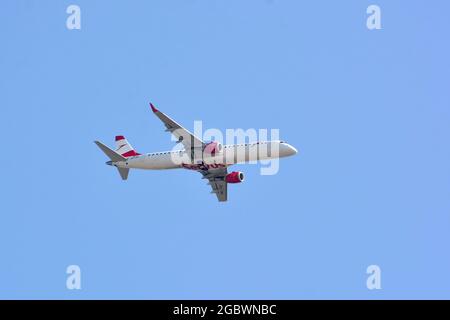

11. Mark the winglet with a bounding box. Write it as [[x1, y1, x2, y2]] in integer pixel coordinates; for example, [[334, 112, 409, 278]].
[[150, 103, 158, 113]]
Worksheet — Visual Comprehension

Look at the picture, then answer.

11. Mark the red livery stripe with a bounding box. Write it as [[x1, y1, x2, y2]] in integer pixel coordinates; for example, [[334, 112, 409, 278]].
[[121, 150, 141, 157]]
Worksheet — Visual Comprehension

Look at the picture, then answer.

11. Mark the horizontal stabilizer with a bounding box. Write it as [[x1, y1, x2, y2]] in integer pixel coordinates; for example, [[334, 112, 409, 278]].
[[117, 167, 129, 180], [94, 141, 126, 162]]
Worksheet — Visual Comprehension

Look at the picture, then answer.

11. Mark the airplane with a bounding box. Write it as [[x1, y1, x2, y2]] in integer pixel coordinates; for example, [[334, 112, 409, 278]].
[[94, 103, 298, 202]]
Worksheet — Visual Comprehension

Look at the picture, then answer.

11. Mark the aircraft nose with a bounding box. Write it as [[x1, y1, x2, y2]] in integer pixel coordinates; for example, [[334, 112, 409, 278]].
[[287, 144, 298, 156]]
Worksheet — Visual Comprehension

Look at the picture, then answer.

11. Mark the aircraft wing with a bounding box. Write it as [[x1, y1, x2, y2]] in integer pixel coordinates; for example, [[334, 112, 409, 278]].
[[150, 103, 203, 158], [201, 167, 228, 202]]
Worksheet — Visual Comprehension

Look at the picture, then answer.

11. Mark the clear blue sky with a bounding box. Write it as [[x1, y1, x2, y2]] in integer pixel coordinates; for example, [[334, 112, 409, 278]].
[[1, 0, 450, 299]]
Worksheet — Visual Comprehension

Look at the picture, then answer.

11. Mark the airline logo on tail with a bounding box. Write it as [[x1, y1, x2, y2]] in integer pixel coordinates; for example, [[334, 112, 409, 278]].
[[115, 136, 141, 157]]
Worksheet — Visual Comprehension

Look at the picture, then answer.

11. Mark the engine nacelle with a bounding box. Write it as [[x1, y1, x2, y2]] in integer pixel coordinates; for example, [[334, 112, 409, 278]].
[[225, 171, 245, 183], [203, 141, 223, 156]]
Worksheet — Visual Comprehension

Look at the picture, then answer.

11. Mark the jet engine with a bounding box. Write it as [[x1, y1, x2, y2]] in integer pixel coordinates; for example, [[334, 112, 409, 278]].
[[225, 171, 245, 183], [203, 141, 223, 156]]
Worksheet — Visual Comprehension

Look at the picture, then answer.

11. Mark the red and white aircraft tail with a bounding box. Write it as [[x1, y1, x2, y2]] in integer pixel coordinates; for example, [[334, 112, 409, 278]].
[[115, 136, 140, 158], [95, 136, 141, 180], [94, 140, 129, 180]]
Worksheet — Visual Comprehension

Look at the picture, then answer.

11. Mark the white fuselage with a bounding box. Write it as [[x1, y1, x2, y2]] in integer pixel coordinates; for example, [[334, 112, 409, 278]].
[[111, 140, 297, 171]]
